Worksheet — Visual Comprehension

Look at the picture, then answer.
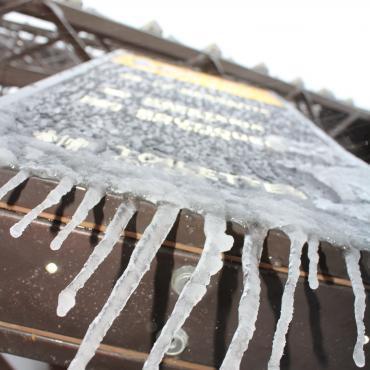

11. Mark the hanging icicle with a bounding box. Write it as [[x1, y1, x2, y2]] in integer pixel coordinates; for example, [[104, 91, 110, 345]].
[[307, 237, 320, 290], [0, 170, 29, 200], [57, 200, 137, 317], [344, 247, 366, 368], [66, 203, 179, 370], [10, 176, 75, 238], [143, 214, 234, 370], [220, 227, 267, 370], [50, 187, 105, 251], [268, 229, 306, 370]]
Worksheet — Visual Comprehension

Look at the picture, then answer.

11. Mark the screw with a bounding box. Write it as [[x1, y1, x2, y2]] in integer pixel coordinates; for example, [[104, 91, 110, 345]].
[[171, 265, 195, 295], [165, 328, 189, 356]]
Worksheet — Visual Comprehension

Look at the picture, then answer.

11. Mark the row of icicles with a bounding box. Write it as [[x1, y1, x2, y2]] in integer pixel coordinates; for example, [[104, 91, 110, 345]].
[[0, 170, 367, 369]]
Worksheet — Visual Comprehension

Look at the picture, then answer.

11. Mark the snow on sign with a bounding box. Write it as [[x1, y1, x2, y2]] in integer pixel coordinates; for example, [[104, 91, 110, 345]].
[[0, 50, 369, 369]]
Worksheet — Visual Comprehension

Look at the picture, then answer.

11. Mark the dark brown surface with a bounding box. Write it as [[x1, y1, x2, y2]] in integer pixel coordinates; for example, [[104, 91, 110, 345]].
[[0, 210, 369, 369], [0, 170, 369, 369]]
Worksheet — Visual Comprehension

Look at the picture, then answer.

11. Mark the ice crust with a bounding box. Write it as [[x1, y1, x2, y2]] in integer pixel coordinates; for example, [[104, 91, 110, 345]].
[[67, 204, 179, 370], [143, 215, 234, 369], [0, 50, 370, 250]]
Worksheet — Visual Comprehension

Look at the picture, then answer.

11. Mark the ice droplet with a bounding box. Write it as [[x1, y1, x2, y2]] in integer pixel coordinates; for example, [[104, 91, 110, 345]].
[[268, 229, 306, 370], [10, 177, 75, 238], [67, 204, 179, 370], [50, 187, 104, 250], [220, 227, 266, 370], [143, 214, 234, 370], [57, 200, 136, 317], [0, 170, 29, 200], [344, 247, 366, 368], [307, 237, 320, 290]]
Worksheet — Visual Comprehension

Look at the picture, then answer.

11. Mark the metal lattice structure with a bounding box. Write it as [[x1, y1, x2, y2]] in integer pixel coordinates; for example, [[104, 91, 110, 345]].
[[0, 0, 370, 162]]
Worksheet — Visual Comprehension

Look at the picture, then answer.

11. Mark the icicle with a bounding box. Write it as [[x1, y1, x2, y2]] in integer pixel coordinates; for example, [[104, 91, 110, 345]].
[[67, 204, 179, 370], [143, 214, 234, 370], [344, 247, 366, 368], [268, 229, 306, 370], [57, 201, 136, 317], [307, 237, 320, 290], [0, 170, 29, 200], [220, 227, 266, 370], [10, 177, 75, 238], [50, 187, 105, 250]]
